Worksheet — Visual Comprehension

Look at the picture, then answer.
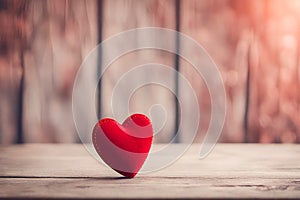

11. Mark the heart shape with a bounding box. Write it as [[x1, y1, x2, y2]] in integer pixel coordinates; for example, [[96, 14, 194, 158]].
[[92, 114, 153, 178]]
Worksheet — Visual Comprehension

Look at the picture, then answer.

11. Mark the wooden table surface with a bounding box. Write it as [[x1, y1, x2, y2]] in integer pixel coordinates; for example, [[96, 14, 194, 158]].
[[0, 144, 300, 199]]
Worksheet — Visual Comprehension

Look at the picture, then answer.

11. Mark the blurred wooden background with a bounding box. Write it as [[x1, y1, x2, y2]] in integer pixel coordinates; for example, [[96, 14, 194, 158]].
[[0, 0, 299, 144]]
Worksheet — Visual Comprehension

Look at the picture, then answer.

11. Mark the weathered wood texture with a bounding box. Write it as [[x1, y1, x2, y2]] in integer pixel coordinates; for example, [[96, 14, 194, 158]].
[[0, 144, 299, 199]]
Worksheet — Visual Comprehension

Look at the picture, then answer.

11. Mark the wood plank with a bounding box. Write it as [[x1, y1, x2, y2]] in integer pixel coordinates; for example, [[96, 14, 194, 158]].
[[0, 144, 300, 199], [0, 177, 299, 199]]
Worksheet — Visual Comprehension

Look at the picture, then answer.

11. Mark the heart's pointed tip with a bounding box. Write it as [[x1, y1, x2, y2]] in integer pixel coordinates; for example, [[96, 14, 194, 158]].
[[124, 174, 137, 179], [115, 169, 137, 178]]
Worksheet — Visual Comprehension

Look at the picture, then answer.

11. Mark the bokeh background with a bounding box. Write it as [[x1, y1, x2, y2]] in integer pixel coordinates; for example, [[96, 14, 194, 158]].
[[0, 0, 299, 144]]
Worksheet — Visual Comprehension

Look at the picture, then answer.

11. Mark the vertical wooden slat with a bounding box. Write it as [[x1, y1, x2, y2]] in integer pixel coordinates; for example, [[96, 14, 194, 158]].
[[97, 0, 103, 119], [16, 50, 24, 144], [15, 0, 30, 144], [297, 32, 300, 143], [174, 0, 180, 143], [244, 40, 251, 143]]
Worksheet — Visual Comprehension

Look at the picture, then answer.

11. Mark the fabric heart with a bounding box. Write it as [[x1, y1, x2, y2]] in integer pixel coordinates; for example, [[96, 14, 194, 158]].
[[92, 114, 153, 178]]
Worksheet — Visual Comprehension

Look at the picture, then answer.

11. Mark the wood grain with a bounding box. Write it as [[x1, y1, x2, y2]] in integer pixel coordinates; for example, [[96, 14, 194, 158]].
[[0, 144, 300, 199]]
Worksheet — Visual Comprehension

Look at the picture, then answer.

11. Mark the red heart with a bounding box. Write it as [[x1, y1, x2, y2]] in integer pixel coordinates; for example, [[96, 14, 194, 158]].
[[92, 114, 153, 178]]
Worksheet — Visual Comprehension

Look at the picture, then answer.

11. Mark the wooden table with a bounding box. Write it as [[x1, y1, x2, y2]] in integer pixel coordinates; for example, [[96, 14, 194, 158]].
[[0, 144, 300, 199]]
